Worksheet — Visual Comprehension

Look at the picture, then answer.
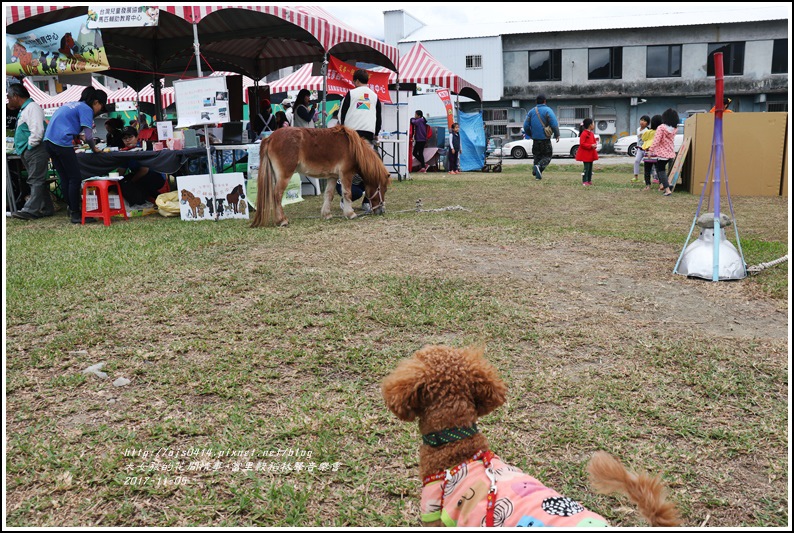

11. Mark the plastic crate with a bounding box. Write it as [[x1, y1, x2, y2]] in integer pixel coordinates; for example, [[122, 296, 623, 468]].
[[108, 194, 121, 209], [85, 194, 99, 211]]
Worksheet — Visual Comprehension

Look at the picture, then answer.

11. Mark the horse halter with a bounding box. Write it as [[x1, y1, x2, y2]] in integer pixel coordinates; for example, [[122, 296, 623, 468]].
[[367, 186, 384, 210]]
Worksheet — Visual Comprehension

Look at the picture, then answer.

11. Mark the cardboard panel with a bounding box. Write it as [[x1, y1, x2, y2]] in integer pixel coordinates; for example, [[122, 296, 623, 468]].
[[782, 131, 788, 197], [685, 112, 788, 196]]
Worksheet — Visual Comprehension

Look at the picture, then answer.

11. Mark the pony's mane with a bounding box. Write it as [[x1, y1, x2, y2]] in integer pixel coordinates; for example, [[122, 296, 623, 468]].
[[335, 126, 391, 188]]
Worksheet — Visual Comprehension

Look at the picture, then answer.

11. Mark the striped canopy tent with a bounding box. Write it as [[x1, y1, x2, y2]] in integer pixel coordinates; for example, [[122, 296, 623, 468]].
[[4, 77, 51, 107], [382, 42, 483, 102], [7, 5, 398, 118], [39, 77, 111, 110], [108, 81, 176, 108], [268, 63, 324, 94]]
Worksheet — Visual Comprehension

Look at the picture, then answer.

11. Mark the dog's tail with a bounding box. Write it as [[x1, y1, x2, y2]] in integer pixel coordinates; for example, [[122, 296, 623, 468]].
[[587, 451, 681, 527]]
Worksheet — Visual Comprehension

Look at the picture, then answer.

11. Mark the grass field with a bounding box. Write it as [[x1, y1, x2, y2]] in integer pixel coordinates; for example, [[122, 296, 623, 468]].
[[5, 163, 789, 526]]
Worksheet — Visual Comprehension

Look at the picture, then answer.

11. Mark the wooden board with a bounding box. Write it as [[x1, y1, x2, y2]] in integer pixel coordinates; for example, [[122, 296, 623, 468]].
[[668, 134, 692, 191]]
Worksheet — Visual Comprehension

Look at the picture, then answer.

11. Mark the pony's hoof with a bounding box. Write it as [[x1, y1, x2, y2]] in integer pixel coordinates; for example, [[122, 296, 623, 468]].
[[277, 219, 289, 227], [347, 212, 358, 220]]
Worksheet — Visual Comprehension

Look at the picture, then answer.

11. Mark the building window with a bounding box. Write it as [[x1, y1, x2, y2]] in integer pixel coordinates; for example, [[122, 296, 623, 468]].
[[767, 101, 788, 112], [557, 105, 592, 127], [646, 45, 681, 78], [466, 55, 482, 69], [771, 39, 788, 74], [528, 50, 562, 82], [35, 80, 48, 92], [588, 47, 622, 79], [707, 42, 745, 76]]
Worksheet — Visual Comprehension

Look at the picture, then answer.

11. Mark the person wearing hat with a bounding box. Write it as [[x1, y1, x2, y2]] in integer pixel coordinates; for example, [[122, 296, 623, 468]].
[[43, 86, 108, 223], [251, 98, 277, 138], [281, 98, 294, 126]]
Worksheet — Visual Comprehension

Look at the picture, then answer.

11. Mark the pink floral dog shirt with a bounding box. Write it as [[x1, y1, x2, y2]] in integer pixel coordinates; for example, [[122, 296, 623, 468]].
[[421, 450, 608, 527]]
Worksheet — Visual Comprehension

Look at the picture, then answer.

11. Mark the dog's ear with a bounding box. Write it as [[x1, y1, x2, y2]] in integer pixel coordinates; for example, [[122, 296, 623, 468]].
[[382, 356, 426, 421], [464, 346, 507, 416]]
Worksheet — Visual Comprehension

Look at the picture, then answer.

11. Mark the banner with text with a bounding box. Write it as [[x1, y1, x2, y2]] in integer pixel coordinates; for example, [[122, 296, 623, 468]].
[[86, 6, 160, 29], [436, 88, 454, 128], [6, 15, 109, 76], [327, 56, 392, 104]]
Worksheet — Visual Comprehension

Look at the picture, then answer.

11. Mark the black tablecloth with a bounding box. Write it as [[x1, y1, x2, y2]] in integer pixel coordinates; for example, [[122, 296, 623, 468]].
[[76, 148, 208, 179]]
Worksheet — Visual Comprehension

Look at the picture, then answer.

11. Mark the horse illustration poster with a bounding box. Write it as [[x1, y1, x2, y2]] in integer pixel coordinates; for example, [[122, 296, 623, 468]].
[[6, 15, 109, 77], [177, 173, 249, 222], [174, 77, 230, 128]]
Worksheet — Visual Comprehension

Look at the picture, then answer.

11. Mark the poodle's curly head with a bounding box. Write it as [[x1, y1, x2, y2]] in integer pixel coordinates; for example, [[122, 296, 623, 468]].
[[381, 345, 507, 433]]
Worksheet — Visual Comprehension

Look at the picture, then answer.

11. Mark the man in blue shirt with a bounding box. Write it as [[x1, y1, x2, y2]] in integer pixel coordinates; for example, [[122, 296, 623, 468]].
[[43, 86, 108, 223], [522, 94, 560, 180]]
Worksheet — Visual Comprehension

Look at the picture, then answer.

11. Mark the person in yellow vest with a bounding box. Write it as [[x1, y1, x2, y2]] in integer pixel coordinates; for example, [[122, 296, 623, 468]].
[[709, 97, 733, 113]]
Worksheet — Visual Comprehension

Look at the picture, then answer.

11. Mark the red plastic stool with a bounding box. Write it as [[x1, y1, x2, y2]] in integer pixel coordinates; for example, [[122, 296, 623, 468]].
[[82, 179, 128, 226]]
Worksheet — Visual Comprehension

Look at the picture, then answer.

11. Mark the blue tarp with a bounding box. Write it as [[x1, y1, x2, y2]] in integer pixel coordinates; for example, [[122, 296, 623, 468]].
[[459, 111, 485, 171]]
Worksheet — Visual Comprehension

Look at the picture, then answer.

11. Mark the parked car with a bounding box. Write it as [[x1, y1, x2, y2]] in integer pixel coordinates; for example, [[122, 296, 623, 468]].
[[614, 124, 685, 157], [495, 127, 601, 159]]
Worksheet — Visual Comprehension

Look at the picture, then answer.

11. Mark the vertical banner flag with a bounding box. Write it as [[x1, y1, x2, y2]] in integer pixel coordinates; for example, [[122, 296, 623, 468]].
[[6, 15, 109, 76], [436, 88, 454, 128], [327, 56, 392, 103]]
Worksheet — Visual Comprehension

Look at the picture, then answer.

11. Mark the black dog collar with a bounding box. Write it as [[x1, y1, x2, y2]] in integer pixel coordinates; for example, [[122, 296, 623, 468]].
[[422, 424, 479, 447]]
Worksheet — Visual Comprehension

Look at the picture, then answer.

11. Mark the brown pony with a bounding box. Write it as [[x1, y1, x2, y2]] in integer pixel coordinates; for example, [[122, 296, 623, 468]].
[[180, 189, 202, 218], [251, 125, 391, 227]]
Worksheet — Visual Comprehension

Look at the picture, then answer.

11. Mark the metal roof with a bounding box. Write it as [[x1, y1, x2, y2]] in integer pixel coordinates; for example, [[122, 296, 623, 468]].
[[399, 4, 790, 43]]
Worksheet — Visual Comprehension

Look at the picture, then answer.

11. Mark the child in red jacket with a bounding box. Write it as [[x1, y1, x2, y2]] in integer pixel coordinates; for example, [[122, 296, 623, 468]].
[[576, 118, 599, 186]]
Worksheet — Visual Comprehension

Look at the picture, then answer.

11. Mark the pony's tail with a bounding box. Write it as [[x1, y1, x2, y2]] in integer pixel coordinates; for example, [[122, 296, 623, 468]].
[[587, 451, 681, 527], [251, 138, 275, 227]]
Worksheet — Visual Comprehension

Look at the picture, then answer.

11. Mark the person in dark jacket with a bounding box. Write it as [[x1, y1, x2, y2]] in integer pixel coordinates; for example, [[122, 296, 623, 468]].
[[410, 110, 429, 172], [448, 122, 462, 174]]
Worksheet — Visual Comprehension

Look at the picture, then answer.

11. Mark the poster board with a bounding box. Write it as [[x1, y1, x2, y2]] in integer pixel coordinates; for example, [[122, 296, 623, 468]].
[[174, 77, 230, 128], [176, 173, 248, 221], [668, 135, 692, 191], [245, 142, 303, 207]]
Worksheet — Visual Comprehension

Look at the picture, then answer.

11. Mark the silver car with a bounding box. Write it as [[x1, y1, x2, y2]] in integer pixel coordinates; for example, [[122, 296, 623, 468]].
[[614, 125, 685, 157], [495, 127, 601, 159]]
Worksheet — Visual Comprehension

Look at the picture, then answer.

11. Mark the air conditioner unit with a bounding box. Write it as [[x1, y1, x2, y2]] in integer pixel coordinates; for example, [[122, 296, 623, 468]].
[[595, 117, 617, 135]]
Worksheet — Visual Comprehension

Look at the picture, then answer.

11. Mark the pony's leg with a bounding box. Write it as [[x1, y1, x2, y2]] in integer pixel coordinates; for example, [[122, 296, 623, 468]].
[[337, 174, 357, 219], [321, 179, 336, 220]]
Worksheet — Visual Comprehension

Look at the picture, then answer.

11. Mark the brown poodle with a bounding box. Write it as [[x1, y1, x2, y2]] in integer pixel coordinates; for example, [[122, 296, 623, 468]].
[[382, 344, 681, 527]]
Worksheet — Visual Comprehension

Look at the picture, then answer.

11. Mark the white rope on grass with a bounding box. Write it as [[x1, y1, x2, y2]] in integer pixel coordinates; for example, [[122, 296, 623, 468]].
[[746, 255, 788, 274]]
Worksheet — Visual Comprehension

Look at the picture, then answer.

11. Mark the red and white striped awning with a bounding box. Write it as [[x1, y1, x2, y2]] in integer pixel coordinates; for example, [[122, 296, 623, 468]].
[[107, 81, 175, 108], [22, 77, 51, 105], [393, 42, 483, 101], [40, 77, 112, 109], [6, 5, 400, 74], [268, 64, 324, 94]]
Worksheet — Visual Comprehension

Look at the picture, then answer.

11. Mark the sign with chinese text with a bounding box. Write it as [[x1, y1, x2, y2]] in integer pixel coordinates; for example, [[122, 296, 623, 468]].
[[327, 56, 392, 104], [86, 6, 160, 29], [436, 88, 454, 128], [6, 15, 109, 76]]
